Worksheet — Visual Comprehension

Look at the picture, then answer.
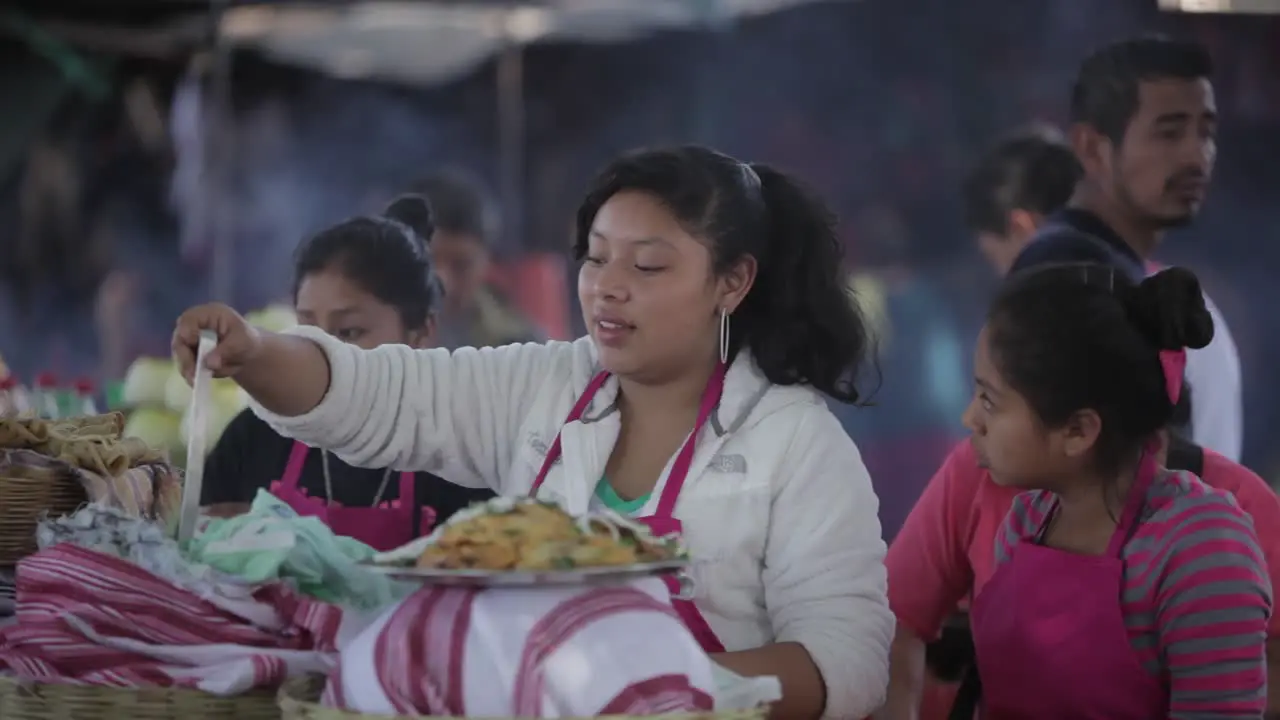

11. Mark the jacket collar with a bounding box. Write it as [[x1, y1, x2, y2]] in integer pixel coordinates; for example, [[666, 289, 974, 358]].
[[571, 338, 785, 436]]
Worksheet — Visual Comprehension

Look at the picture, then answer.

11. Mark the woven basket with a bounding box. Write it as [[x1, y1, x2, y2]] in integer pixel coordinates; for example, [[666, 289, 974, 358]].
[[0, 675, 280, 720], [0, 450, 87, 564], [278, 675, 768, 720]]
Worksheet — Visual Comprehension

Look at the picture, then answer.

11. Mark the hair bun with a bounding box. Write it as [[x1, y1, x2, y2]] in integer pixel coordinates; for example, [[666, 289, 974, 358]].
[[1124, 266, 1214, 351], [383, 194, 435, 244]]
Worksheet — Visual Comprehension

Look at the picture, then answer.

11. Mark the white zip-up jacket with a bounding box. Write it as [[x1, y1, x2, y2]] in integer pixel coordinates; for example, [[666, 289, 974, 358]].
[[252, 325, 893, 718]]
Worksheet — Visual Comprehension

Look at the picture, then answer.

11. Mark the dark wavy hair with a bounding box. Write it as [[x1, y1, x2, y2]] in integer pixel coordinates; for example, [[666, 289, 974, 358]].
[[1071, 35, 1213, 145], [962, 130, 1081, 236], [292, 194, 443, 328], [573, 145, 871, 403], [989, 263, 1214, 474]]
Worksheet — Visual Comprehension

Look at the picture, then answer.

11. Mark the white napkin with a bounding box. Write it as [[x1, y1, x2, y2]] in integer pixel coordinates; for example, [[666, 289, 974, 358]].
[[178, 330, 217, 545], [326, 577, 737, 717]]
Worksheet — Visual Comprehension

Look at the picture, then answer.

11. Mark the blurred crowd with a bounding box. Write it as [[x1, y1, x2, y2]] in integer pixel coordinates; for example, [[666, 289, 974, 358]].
[[2, 0, 1279, 526]]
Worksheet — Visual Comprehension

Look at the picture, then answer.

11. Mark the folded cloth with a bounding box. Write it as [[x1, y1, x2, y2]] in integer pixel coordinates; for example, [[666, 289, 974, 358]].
[[0, 543, 368, 694], [1, 446, 180, 527], [39, 499, 408, 613], [77, 462, 183, 532], [188, 490, 412, 610], [0, 413, 164, 476], [37, 503, 259, 619], [326, 577, 719, 717]]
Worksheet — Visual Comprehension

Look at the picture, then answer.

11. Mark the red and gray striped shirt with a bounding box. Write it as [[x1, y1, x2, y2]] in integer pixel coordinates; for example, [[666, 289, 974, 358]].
[[995, 469, 1272, 718]]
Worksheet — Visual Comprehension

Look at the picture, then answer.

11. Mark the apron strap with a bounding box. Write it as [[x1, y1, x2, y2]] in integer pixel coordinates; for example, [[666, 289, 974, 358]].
[[529, 361, 725, 513], [1105, 448, 1159, 558], [394, 471, 422, 535], [529, 371, 613, 496], [280, 442, 310, 491], [651, 363, 727, 519], [396, 472, 416, 509]]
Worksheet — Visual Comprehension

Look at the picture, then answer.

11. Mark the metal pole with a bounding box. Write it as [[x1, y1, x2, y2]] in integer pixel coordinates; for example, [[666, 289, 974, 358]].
[[206, 0, 235, 304], [495, 42, 525, 257]]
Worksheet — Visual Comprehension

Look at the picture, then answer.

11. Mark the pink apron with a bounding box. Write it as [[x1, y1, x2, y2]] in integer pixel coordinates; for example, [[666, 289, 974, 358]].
[[271, 442, 436, 552], [968, 450, 1164, 719], [528, 365, 728, 654]]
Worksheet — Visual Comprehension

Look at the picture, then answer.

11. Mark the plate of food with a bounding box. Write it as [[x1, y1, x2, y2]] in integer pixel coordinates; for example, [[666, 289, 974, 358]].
[[366, 497, 691, 589]]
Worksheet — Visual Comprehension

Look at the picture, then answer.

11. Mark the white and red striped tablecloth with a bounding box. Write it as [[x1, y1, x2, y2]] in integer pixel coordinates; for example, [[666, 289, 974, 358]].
[[0, 543, 363, 694], [327, 577, 720, 718]]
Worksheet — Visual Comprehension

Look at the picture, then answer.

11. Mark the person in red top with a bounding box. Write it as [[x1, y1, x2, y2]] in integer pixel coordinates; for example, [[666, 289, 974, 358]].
[[878, 436, 1280, 719], [874, 37, 1279, 720]]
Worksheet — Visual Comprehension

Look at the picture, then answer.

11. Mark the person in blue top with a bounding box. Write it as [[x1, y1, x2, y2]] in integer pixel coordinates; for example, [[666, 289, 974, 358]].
[[963, 36, 1242, 463]]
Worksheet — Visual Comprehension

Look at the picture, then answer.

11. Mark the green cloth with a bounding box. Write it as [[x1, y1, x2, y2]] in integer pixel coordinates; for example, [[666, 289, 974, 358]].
[[594, 477, 651, 516], [185, 490, 409, 609]]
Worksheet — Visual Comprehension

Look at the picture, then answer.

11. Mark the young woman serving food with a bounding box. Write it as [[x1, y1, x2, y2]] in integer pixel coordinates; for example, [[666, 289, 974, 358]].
[[174, 145, 892, 720], [199, 195, 492, 548], [955, 263, 1270, 718]]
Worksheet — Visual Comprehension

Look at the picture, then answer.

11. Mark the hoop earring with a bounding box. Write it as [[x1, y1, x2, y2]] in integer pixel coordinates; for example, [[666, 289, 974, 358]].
[[718, 308, 730, 365]]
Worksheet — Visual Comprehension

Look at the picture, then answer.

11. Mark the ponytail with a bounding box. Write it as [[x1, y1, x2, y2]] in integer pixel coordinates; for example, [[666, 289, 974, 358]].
[[988, 263, 1214, 475], [294, 194, 443, 329], [1122, 267, 1214, 352], [737, 163, 871, 403]]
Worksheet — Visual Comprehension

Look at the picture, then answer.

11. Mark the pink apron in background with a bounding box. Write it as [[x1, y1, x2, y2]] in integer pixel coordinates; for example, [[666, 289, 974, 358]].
[[272, 442, 435, 552]]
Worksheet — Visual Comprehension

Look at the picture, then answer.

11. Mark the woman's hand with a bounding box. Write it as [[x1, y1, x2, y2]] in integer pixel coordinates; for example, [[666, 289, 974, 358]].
[[172, 303, 264, 382], [174, 306, 329, 418]]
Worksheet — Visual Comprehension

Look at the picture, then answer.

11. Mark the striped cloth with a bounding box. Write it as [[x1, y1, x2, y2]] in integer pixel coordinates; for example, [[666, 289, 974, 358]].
[[326, 577, 719, 717], [0, 543, 361, 694], [996, 469, 1272, 716]]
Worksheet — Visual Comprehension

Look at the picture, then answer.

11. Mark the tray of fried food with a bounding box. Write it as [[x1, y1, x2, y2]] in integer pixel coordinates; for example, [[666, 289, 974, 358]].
[[367, 497, 689, 587]]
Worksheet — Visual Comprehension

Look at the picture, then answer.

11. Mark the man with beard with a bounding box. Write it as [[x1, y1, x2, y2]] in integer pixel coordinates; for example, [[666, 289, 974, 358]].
[[965, 48, 1239, 460], [1004, 38, 1241, 460], [877, 38, 1280, 720]]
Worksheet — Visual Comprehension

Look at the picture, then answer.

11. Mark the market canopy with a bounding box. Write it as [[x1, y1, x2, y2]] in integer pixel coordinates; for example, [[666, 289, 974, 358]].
[[218, 0, 854, 86]]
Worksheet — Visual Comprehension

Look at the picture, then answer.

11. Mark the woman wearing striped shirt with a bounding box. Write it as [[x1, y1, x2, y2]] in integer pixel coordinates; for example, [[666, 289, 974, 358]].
[[962, 263, 1271, 719]]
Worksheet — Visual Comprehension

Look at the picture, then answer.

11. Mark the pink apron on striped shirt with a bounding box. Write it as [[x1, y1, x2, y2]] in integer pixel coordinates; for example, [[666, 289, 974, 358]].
[[528, 364, 727, 655], [968, 449, 1164, 719], [968, 349, 1189, 719]]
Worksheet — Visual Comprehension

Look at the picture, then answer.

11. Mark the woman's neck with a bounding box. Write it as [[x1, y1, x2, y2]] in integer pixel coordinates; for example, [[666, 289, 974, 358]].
[[616, 355, 718, 428], [1053, 464, 1137, 529]]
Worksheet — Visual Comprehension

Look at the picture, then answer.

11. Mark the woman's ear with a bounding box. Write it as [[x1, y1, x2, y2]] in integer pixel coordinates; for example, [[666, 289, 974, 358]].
[[718, 255, 758, 314], [1059, 408, 1103, 460]]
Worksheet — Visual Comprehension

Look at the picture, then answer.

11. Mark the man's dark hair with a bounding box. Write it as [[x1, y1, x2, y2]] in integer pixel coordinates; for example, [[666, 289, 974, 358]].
[[1070, 35, 1213, 144], [405, 169, 500, 245], [962, 130, 1081, 236]]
